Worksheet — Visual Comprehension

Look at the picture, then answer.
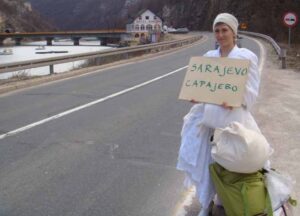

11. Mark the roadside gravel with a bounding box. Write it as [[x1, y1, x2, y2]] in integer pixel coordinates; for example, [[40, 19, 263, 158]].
[[253, 40, 300, 215]]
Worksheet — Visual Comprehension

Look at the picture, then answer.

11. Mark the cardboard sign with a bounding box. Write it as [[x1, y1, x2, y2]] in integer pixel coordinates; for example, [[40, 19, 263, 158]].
[[178, 56, 250, 107]]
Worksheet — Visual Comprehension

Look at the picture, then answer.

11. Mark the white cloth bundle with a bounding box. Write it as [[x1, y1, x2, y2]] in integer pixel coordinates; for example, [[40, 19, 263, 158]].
[[211, 122, 273, 173], [202, 104, 247, 129]]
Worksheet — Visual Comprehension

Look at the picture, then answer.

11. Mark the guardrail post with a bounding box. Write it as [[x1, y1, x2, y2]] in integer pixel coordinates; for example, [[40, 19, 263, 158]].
[[72, 37, 81, 46], [101, 38, 108, 46], [46, 37, 54, 46], [15, 38, 23, 46], [280, 48, 287, 69], [49, 65, 54, 74]]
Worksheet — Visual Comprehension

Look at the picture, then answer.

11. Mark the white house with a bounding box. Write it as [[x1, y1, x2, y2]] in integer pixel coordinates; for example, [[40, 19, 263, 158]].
[[127, 9, 163, 43]]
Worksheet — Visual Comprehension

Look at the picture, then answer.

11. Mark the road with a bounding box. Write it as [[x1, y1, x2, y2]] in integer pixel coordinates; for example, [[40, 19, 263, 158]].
[[0, 33, 261, 216]]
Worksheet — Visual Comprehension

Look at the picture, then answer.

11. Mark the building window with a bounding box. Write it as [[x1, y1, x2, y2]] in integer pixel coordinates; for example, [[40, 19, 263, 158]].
[[141, 25, 145, 31], [146, 24, 153, 31], [145, 16, 149, 20], [154, 16, 157, 20], [139, 16, 142, 20], [135, 33, 139, 38], [135, 25, 139, 31]]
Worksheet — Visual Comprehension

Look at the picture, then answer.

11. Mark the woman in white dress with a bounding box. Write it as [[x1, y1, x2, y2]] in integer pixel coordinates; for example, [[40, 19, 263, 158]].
[[177, 13, 261, 216]]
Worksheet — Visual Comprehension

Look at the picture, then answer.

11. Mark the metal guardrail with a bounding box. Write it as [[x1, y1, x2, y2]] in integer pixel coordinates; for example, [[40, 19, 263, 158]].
[[0, 36, 202, 74], [239, 31, 286, 69]]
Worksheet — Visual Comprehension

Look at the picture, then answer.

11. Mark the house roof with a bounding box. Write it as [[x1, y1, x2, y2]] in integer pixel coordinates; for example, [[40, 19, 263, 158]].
[[127, 9, 163, 24], [136, 9, 149, 18]]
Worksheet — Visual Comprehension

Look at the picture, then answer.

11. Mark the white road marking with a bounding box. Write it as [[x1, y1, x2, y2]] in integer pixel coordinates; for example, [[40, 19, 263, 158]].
[[0, 65, 188, 140], [255, 38, 266, 74], [242, 36, 265, 75]]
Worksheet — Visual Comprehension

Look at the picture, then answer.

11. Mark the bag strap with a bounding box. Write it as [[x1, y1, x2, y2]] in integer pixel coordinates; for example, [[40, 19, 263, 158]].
[[241, 183, 250, 216], [265, 188, 273, 216]]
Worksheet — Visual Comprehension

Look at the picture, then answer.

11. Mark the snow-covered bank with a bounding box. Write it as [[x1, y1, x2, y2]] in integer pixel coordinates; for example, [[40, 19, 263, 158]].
[[0, 40, 112, 79]]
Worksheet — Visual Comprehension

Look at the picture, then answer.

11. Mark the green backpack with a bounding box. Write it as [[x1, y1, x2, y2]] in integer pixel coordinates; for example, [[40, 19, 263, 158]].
[[209, 163, 273, 216]]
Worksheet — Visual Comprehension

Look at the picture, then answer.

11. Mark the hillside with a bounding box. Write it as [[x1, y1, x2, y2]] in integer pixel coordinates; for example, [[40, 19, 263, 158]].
[[17, 0, 300, 42], [0, 0, 54, 32], [28, 0, 132, 30], [128, 0, 300, 42], [158, 0, 300, 42]]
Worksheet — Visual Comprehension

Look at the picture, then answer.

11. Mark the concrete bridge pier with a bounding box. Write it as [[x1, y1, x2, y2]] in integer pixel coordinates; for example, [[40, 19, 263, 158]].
[[15, 38, 23, 46], [0, 38, 4, 46], [46, 37, 54, 46], [72, 37, 81, 46], [97, 37, 102, 46], [101, 38, 108, 46]]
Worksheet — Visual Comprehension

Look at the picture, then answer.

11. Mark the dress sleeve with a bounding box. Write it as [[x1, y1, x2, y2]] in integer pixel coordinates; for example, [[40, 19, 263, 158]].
[[243, 52, 260, 110]]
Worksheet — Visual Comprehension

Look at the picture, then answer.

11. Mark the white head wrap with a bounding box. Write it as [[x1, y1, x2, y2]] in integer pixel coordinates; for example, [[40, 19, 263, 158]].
[[213, 13, 239, 36]]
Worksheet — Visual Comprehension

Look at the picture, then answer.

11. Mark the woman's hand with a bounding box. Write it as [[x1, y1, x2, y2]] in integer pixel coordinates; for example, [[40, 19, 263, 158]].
[[221, 102, 233, 110], [190, 99, 199, 104]]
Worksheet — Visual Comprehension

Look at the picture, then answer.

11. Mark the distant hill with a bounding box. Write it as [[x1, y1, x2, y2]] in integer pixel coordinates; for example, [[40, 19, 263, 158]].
[[27, 0, 300, 42], [0, 0, 54, 32], [158, 0, 300, 42], [28, 0, 132, 30]]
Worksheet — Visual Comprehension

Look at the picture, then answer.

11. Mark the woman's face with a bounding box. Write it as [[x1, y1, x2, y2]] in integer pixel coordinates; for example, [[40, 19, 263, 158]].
[[214, 23, 235, 48]]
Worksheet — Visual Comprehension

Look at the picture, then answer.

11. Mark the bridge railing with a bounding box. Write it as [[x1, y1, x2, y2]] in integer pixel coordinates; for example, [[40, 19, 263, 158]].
[[0, 35, 202, 74], [0, 30, 128, 37], [239, 30, 286, 69]]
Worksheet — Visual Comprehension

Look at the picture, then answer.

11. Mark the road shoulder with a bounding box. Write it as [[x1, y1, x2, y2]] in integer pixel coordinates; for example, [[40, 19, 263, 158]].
[[253, 40, 300, 214]]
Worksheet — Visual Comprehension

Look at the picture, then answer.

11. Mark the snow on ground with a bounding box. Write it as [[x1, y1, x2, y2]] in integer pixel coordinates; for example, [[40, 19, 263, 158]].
[[0, 39, 112, 79]]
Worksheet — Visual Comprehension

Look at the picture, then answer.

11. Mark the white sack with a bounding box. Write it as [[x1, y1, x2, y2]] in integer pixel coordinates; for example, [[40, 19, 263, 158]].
[[211, 121, 273, 173], [265, 169, 295, 211]]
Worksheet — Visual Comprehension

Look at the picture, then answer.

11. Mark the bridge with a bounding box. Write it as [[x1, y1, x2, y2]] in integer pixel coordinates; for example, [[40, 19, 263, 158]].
[[0, 30, 130, 46]]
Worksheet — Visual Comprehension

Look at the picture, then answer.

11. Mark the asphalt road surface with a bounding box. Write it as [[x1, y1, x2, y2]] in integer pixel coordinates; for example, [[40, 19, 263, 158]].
[[0, 33, 261, 216]]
